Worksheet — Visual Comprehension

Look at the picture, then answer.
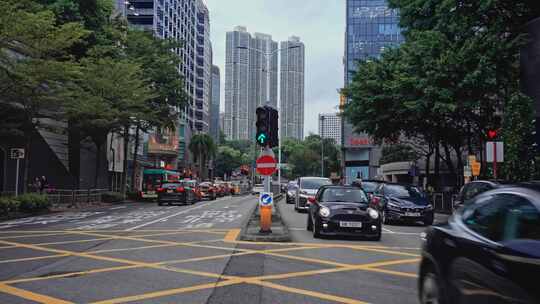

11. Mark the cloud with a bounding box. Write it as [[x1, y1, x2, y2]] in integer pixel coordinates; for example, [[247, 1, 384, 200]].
[[206, 0, 344, 136]]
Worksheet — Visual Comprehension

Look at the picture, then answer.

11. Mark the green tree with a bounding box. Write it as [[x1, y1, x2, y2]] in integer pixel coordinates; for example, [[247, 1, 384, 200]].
[[214, 146, 244, 178], [189, 134, 216, 180], [501, 94, 536, 181], [380, 144, 417, 165], [0, 0, 88, 192], [63, 58, 157, 190]]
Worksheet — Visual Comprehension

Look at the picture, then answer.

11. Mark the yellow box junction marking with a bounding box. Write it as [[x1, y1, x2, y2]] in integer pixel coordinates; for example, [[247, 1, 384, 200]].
[[0, 228, 421, 304]]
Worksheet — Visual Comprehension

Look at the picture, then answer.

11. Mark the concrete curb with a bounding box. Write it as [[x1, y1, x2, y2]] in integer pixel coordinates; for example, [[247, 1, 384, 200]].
[[239, 194, 291, 242]]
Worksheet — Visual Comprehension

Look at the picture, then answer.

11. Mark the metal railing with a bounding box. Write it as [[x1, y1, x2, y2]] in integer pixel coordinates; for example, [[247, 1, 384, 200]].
[[45, 189, 109, 206], [431, 192, 456, 214]]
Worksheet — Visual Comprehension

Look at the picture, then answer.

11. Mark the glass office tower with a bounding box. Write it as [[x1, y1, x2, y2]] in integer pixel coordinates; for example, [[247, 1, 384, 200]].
[[342, 0, 404, 183]]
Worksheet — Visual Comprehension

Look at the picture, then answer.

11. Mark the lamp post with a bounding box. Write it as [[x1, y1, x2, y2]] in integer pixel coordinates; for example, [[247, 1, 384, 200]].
[[320, 115, 325, 177], [236, 44, 300, 188]]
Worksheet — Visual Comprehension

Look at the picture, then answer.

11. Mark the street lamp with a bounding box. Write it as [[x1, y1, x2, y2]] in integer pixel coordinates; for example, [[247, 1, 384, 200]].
[[320, 115, 325, 177], [236, 44, 300, 186]]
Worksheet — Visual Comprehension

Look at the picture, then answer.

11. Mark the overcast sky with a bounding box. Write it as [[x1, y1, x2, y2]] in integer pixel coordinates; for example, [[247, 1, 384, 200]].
[[205, 0, 345, 136]]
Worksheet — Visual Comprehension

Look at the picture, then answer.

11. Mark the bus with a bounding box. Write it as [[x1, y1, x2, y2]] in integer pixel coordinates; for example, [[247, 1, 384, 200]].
[[141, 169, 181, 199]]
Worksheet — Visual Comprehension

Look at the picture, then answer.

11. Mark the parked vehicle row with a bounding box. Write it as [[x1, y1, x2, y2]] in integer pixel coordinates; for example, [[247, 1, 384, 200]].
[[156, 180, 242, 206]]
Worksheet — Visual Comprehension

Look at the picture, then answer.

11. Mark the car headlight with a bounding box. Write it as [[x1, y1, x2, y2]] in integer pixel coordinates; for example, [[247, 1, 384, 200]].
[[426, 204, 433, 210], [367, 208, 379, 219], [300, 190, 308, 195], [319, 207, 330, 217], [287, 191, 294, 196]]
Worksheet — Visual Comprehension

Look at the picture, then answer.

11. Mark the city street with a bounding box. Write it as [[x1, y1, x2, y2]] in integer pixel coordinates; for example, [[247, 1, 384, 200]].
[[0, 195, 444, 304]]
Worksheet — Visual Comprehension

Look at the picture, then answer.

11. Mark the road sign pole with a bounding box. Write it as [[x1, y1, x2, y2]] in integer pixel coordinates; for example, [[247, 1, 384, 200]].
[[15, 158, 19, 197], [493, 142, 497, 179]]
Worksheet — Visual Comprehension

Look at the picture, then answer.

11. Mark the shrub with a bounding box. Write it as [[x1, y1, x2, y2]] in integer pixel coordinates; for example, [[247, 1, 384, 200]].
[[102, 192, 124, 203], [0, 197, 20, 216], [17, 194, 50, 212]]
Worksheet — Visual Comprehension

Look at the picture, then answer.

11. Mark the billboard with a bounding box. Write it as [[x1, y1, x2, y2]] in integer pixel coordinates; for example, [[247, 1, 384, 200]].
[[147, 128, 179, 155]]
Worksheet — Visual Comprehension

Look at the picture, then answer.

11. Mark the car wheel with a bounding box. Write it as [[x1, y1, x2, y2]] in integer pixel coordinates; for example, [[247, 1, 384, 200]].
[[307, 214, 313, 231], [382, 210, 389, 225], [312, 219, 321, 238], [420, 265, 445, 304], [369, 232, 382, 241], [423, 214, 434, 226]]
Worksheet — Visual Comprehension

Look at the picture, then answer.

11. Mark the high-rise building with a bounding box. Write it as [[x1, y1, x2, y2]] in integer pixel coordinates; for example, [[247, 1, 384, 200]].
[[210, 65, 221, 142], [194, 2, 212, 134], [224, 26, 278, 140], [319, 113, 342, 145], [115, 0, 213, 170], [342, 0, 404, 183], [280, 36, 305, 140]]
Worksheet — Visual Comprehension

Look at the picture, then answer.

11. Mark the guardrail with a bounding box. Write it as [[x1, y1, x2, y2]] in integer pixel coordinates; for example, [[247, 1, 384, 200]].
[[431, 192, 456, 214], [45, 189, 109, 206]]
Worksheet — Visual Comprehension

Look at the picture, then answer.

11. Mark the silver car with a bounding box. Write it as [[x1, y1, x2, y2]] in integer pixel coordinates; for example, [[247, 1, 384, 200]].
[[295, 177, 332, 212], [285, 181, 298, 204]]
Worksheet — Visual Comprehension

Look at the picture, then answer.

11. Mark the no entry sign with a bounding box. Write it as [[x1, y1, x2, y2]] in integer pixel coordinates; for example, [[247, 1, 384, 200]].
[[256, 155, 277, 176]]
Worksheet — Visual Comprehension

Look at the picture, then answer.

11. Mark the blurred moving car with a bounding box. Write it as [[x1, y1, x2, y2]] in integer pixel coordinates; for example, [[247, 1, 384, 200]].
[[252, 184, 264, 195], [183, 180, 202, 201], [453, 180, 509, 210], [359, 180, 385, 197], [372, 183, 434, 226], [157, 181, 198, 205], [286, 181, 298, 204], [199, 182, 217, 200], [418, 183, 540, 304], [307, 186, 382, 240], [295, 177, 332, 212]]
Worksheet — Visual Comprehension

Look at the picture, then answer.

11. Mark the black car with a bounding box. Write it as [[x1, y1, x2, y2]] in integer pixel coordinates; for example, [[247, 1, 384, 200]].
[[307, 186, 382, 241], [418, 184, 540, 304], [157, 181, 198, 205], [373, 183, 434, 226], [285, 181, 298, 204], [453, 180, 509, 210], [356, 180, 385, 197]]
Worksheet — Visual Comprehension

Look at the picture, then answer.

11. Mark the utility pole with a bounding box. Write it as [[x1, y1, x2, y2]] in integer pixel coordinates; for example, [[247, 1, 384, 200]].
[[320, 115, 325, 177]]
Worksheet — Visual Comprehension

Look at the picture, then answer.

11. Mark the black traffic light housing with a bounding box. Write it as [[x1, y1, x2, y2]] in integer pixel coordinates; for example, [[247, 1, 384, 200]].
[[255, 106, 279, 148], [256, 106, 270, 146]]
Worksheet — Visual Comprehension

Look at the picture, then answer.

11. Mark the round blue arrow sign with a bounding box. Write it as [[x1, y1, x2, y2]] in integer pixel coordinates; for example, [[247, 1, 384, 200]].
[[260, 193, 273, 206]]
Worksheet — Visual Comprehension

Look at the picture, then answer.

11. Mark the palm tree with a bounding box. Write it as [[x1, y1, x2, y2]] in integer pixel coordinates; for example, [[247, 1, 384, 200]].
[[189, 134, 216, 180]]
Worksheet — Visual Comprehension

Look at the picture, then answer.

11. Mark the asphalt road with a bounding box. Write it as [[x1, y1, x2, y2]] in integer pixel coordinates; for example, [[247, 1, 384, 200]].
[[0, 195, 448, 304]]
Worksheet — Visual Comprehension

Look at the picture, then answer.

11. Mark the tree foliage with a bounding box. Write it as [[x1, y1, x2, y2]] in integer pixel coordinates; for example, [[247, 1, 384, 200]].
[[344, 0, 539, 184]]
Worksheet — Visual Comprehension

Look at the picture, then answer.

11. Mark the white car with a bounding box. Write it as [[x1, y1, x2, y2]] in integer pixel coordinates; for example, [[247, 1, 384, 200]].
[[252, 184, 264, 195], [295, 177, 332, 212]]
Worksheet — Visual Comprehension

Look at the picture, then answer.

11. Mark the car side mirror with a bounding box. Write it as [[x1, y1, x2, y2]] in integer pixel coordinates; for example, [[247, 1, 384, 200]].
[[308, 197, 316, 204]]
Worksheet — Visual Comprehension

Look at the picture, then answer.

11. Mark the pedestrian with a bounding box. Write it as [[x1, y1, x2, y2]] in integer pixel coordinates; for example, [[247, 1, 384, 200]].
[[40, 176, 47, 193], [33, 177, 41, 193]]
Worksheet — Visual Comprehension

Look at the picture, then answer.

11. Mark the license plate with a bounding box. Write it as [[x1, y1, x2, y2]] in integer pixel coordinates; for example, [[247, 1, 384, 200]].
[[405, 212, 421, 217], [148, 191, 155, 194], [340, 221, 362, 228], [167, 189, 173, 193]]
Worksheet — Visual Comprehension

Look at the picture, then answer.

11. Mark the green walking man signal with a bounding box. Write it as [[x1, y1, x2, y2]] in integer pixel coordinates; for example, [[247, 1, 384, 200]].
[[256, 106, 279, 148]]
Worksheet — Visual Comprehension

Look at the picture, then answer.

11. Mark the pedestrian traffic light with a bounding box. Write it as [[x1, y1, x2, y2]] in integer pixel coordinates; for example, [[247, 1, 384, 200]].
[[256, 106, 270, 146], [487, 129, 498, 140]]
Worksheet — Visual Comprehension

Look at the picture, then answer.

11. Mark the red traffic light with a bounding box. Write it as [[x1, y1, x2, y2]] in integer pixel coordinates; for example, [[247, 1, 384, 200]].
[[487, 129, 498, 140]]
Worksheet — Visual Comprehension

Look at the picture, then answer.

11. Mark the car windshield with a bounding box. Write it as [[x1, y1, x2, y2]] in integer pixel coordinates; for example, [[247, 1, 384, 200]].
[[301, 178, 332, 190], [385, 185, 424, 198], [361, 182, 379, 193], [287, 183, 298, 191], [320, 188, 368, 203]]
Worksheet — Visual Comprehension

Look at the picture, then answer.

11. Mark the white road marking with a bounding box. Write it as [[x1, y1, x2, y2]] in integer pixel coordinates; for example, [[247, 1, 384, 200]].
[[289, 227, 306, 231], [382, 227, 396, 234], [124, 200, 217, 231], [110, 206, 127, 210]]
